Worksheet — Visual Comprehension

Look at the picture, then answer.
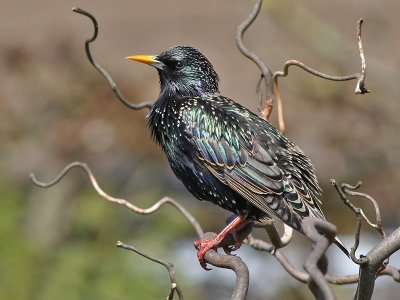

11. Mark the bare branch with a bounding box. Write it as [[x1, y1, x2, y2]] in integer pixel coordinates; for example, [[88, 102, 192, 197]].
[[202, 232, 249, 300], [236, 0, 274, 120], [302, 218, 336, 300], [331, 179, 387, 265], [252, 218, 293, 250], [265, 223, 293, 250], [331, 179, 368, 264], [247, 232, 399, 287], [272, 18, 369, 134], [356, 227, 400, 300], [327, 265, 400, 285], [341, 182, 385, 239], [273, 19, 368, 90], [355, 19, 369, 94], [117, 241, 184, 300], [72, 7, 153, 110], [30, 161, 204, 238]]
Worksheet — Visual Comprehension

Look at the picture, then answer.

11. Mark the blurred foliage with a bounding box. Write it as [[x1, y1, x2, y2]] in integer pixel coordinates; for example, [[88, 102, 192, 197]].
[[1, 0, 400, 299]]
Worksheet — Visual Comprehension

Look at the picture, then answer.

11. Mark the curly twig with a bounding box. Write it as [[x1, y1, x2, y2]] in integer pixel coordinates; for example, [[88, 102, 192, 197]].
[[236, 0, 274, 121], [341, 182, 385, 239], [30, 161, 203, 238], [72, 7, 153, 110], [331, 179, 369, 264], [117, 241, 184, 300], [331, 179, 387, 265], [273, 18, 369, 134]]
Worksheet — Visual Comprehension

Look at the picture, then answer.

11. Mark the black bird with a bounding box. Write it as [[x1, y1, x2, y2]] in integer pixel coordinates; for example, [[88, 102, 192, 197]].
[[127, 46, 348, 268]]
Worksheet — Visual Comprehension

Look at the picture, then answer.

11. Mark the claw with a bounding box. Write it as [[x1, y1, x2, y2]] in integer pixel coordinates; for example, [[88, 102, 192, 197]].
[[193, 214, 249, 270], [223, 246, 236, 256], [194, 239, 219, 270]]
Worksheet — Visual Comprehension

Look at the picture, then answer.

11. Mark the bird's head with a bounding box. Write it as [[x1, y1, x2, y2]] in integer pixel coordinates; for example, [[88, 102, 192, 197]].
[[127, 45, 219, 97]]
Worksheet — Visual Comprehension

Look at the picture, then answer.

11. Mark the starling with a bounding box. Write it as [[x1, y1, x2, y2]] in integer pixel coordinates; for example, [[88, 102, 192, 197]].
[[127, 46, 348, 268]]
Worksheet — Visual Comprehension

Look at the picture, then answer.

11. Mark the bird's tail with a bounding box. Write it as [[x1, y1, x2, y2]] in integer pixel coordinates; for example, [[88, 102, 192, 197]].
[[334, 236, 350, 258]]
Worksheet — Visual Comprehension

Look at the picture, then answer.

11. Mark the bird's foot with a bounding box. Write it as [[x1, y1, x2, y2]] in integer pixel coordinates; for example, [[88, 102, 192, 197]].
[[194, 238, 223, 270], [194, 213, 249, 270]]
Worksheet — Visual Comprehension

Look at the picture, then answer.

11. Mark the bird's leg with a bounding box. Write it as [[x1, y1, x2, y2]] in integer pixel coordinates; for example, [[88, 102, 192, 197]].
[[222, 216, 252, 255], [194, 213, 248, 270]]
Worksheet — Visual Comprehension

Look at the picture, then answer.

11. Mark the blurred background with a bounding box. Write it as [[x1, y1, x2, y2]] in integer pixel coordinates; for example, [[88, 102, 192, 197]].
[[1, 0, 400, 299]]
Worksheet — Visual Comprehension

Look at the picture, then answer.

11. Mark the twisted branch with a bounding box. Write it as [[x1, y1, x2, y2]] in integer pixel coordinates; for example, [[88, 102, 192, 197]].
[[302, 218, 336, 300], [72, 7, 153, 110], [30, 161, 203, 238], [236, 0, 274, 121]]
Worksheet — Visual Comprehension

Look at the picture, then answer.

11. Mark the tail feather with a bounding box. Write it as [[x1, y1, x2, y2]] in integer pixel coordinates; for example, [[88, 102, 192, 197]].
[[334, 236, 350, 258]]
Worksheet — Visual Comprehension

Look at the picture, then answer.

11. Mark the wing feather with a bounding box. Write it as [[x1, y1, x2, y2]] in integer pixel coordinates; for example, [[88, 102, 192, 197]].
[[180, 96, 324, 227]]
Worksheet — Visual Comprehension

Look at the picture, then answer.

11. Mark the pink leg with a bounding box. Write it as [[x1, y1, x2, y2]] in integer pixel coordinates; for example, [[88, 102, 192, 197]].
[[194, 214, 248, 270]]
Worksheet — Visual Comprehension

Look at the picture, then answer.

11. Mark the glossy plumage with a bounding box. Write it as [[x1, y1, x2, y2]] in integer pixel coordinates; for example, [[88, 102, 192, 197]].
[[128, 45, 348, 258]]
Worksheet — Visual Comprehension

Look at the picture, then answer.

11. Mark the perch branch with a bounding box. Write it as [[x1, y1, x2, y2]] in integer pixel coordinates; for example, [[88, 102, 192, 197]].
[[72, 7, 152, 110], [117, 241, 184, 300], [202, 232, 249, 300], [236, 0, 274, 121]]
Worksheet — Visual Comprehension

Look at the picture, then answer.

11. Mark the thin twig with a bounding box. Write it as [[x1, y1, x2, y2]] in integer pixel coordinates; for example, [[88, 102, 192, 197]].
[[236, 0, 274, 120], [272, 18, 369, 134], [327, 265, 400, 285], [30, 161, 204, 238], [72, 7, 153, 110], [331, 179, 369, 264], [342, 182, 385, 239], [117, 241, 184, 300], [331, 179, 388, 266], [355, 19, 369, 94]]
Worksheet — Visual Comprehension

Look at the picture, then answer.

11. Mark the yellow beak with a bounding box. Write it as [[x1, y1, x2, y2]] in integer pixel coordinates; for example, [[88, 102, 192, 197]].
[[126, 54, 165, 70], [126, 55, 158, 65]]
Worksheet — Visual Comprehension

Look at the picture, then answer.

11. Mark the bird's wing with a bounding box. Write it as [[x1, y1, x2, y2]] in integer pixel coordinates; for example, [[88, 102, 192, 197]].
[[180, 96, 324, 227]]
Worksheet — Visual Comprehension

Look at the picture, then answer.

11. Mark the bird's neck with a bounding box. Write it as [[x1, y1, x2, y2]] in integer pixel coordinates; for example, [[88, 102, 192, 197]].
[[159, 75, 219, 98]]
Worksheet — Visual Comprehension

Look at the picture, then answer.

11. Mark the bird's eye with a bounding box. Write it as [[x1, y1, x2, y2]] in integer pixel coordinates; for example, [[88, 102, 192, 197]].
[[174, 61, 184, 69]]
